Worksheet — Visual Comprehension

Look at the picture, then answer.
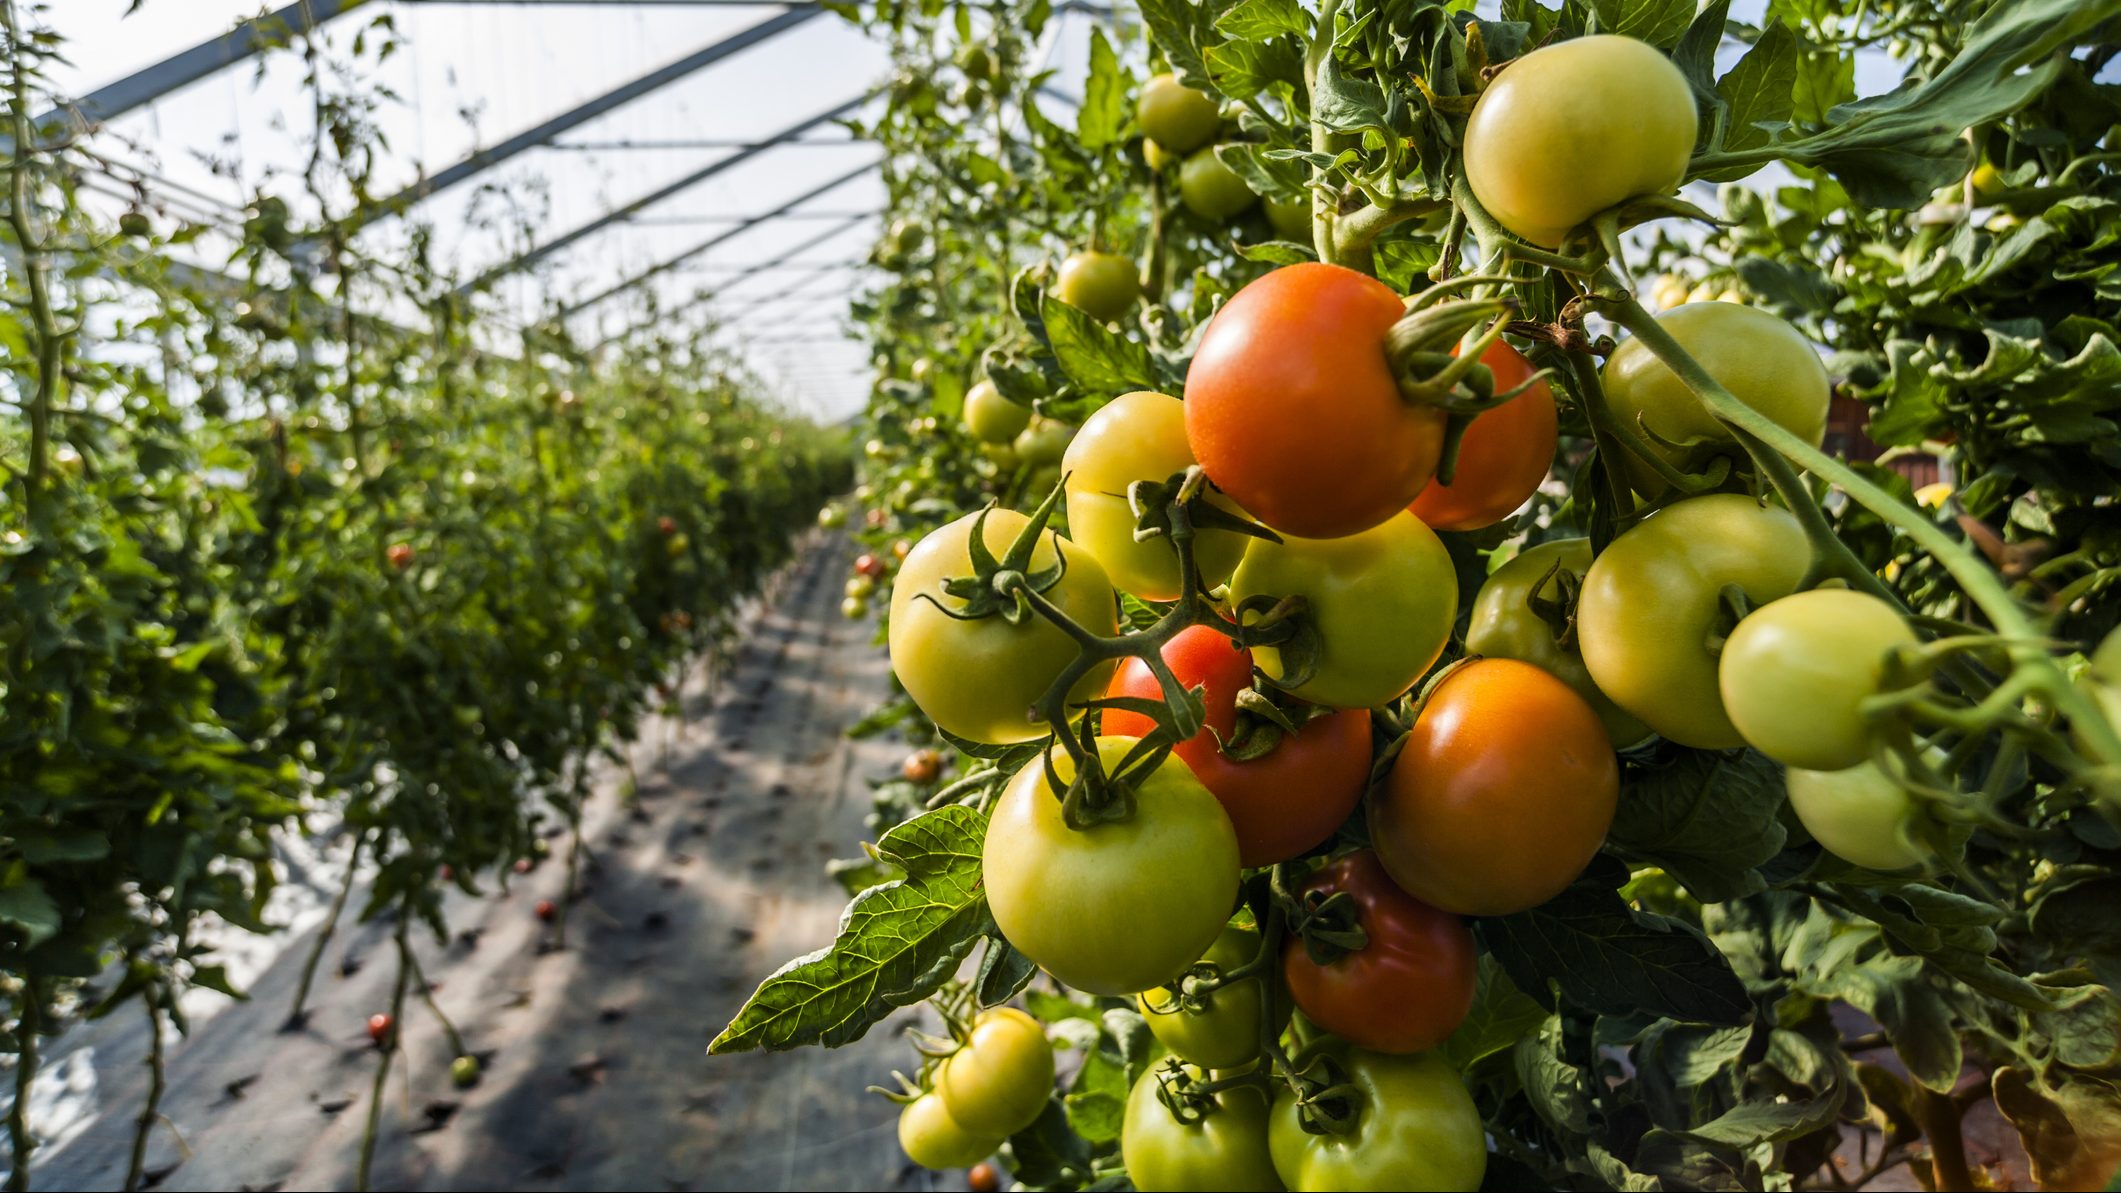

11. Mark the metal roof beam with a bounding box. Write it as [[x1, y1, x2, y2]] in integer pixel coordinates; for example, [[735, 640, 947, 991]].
[[589, 211, 871, 349], [458, 89, 878, 294], [33, 0, 373, 137], [363, 5, 826, 223]]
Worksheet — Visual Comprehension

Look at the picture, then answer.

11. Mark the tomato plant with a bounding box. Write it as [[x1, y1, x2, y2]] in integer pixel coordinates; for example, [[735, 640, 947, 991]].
[[1464, 538, 1651, 746]]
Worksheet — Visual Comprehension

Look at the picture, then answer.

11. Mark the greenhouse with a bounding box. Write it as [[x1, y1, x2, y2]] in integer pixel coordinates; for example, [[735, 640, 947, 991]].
[[1, 0, 2118, 1190]]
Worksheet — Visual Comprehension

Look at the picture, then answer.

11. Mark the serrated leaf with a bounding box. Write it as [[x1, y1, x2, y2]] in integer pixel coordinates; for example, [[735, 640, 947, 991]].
[[1589, 0, 1694, 47], [1039, 294, 1159, 395], [1682, 1093, 1843, 1146], [1704, 20, 1798, 169], [1078, 28, 1127, 152], [1438, 954, 1549, 1074], [1607, 748, 1788, 903], [1216, 0, 1309, 43]]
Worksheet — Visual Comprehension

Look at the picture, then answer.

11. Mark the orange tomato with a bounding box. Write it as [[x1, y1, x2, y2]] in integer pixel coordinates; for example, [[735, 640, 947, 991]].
[[1407, 341, 1558, 531]]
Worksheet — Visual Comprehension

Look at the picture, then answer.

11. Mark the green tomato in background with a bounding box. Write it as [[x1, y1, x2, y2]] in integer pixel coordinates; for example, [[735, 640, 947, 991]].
[[964, 379, 1032, 444], [1179, 147, 1257, 221], [1137, 73, 1220, 154]]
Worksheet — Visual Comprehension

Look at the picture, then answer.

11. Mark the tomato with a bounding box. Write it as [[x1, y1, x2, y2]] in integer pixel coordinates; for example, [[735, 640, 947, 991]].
[[1122, 1064, 1283, 1192], [845, 575, 875, 600], [1179, 147, 1257, 221], [984, 737, 1241, 995], [1281, 851, 1474, 1053], [841, 595, 868, 620], [367, 1013, 393, 1046], [1186, 264, 1445, 539], [964, 379, 1032, 444], [1406, 341, 1557, 531], [387, 543, 415, 570], [1465, 539, 1651, 746], [1137, 919, 1278, 1070], [450, 1055, 480, 1088], [911, 357, 935, 385], [1267, 1045, 1485, 1192], [886, 217, 926, 258], [1138, 73, 1220, 155], [1579, 494, 1810, 748], [1601, 303, 1831, 497], [1104, 625, 1369, 865], [939, 1007, 1055, 1136], [900, 1092, 1000, 1169], [968, 1161, 1000, 1193], [1228, 512, 1457, 710], [1064, 392, 1247, 601], [1265, 196, 1310, 243], [1055, 251, 1141, 323], [1013, 416, 1074, 469], [1463, 35, 1696, 247], [657, 515, 678, 536], [1787, 754, 1941, 872], [902, 748, 942, 784], [817, 504, 846, 529], [1373, 659, 1619, 916], [1718, 589, 1918, 771], [1145, 138, 1174, 171], [888, 509, 1118, 743], [855, 553, 887, 579], [534, 898, 557, 922]]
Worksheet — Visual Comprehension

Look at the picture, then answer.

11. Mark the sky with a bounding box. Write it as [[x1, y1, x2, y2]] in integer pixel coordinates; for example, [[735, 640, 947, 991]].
[[43, 1, 1899, 423]]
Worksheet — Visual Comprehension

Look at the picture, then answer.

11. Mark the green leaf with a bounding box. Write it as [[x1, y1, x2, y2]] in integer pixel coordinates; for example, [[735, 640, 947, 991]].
[[1681, 1093, 1844, 1146], [1216, 0, 1309, 43], [1702, 20, 1798, 171], [1039, 294, 1159, 395], [1606, 747, 1788, 903], [709, 806, 990, 1052], [1438, 954, 1549, 1075], [1136, 0, 1216, 89], [1589, 0, 1695, 47], [1078, 28, 1127, 152], [0, 881, 61, 948]]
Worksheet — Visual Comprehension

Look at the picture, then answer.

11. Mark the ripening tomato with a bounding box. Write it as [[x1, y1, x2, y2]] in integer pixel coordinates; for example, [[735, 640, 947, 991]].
[[367, 1013, 394, 1046], [1186, 264, 1446, 539], [899, 1092, 1000, 1170], [1137, 919, 1281, 1071], [1718, 589, 1919, 771], [1601, 304, 1832, 497], [964, 379, 1032, 444], [968, 1161, 1001, 1193], [888, 510, 1118, 743], [1228, 512, 1457, 710], [387, 543, 415, 570], [938, 1007, 1055, 1136], [1406, 341, 1558, 531], [1055, 252, 1141, 323], [1104, 625, 1369, 865], [1122, 1064, 1283, 1192], [1786, 751, 1945, 873], [1063, 392, 1247, 601], [901, 748, 942, 784], [983, 738, 1240, 995], [1463, 35, 1696, 247], [1267, 1044, 1486, 1192], [1578, 495, 1810, 748], [1465, 539, 1651, 746], [1137, 73, 1221, 155], [1144, 138, 1174, 171], [1373, 660, 1619, 916], [1179, 147, 1257, 221], [1281, 851, 1475, 1053]]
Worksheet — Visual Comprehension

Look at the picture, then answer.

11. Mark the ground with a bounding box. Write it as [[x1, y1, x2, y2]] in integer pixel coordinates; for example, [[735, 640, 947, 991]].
[[32, 535, 965, 1192]]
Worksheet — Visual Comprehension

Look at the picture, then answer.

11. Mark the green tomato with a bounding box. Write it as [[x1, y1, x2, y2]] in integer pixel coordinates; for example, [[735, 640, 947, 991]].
[[817, 504, 847, 529], [1122, 1064, 1283, 1192], [1230, 512, 1458, 709], [1579, 495, 1809, 748], [1063, 391, 1246, 601], [1145, 138, 1175, 171], [939, 1007, 1056, 1137], [845, 575, 876, 600], [841, 595, 869, 620], [1719, 589, 1919, 770], [1055, 252, 1141, 323], [899, 1092, 1001, 1170], [1138, 73, 1221, 155], [1267, 1045, 1485, 1192], [911, 357, 935, 385], [964, 378, 1032, 444], [1137, 920, 1277, 1070], [1787, 753, 1943, 872], [1265, 196, 1310, 243], [1013, 416, 1074, 469], [958, 43, 996, 82], [1179, 147, 1257, 221], [888, 510, 1117, 743], [450, 1055, 480, 1088], [887, 216, 926, 258], [1463, 35, 1695, 247], [1465, 539, 1652, 747], [1601, 303, 1832, 497], [984, 738, 1240, 995]]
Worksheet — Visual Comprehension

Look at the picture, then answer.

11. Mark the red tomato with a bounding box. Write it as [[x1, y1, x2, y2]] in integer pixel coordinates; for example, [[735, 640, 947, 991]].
[[367, 1013, 394, 1046], [658, 515, 678, 536], [1373, 659, 1619, 916], [855, 553, 888, 579], [1185, 263, 1445, 539], [387, 543, 415, 570], [1103, 626, 1370, 866], [535, 898, 557, 922], [1281, 850, 1476, 1054], [1407, 341, 1558, 531]]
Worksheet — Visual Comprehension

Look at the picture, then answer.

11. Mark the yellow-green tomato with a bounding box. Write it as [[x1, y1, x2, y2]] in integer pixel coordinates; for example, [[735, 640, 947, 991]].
[[889, 510, 1118, 743], [1719, 589, 1919, 770], [1145, 138, 1175, 171], [938, 1008, 1056, 1137], [1466, 539, 1652, 747], [1601, 303, 1832, 497], [1230, 512, 1458, 709], [1463, 35, 1696, 247], [1063, 391, 1247, 601], [965, 378, 1032, 444], [1786, 755, 1938, 872], [1265, 196, 1310, 243], [1267, 1046, 1485, 1192], [1137, 920, 1276, 1070], [1578, 495, 1809, 749], [1138, 73, 1221, 155], [1055, 251, 1141, 323], [1122, 1065, 1284, 1192], [1013, 416, 1074, 469], [1179, 147, 1257, 221], [899, 1092, 1001, 1170], [984, 738, 1240, 995]]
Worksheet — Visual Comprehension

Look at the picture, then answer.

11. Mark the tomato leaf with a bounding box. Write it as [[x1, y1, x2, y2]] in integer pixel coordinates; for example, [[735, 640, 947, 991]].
[[708, 806, 991, 1053], [1588, 0, 1696, 49], [1605, 747, 1789, 903], [1438, 954, 1549, 1077], [1077, 28, 1127, 152], [1039, 293, 1160, 395]]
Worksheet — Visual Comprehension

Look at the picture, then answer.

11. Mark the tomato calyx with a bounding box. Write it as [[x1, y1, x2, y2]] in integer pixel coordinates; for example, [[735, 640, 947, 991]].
[[1283, 1048, 1365, 1136], [1222, 682, 1336, 763], [1521, 550, 1584, 652], [1703, 582, 1760, 654], [1146, 1056, 1270, 1125], [1274, 864, 1369, 967], [1229, 592, 1321, 690], [1126, 465, 1279, 551], [923, 484, 1076, 628]]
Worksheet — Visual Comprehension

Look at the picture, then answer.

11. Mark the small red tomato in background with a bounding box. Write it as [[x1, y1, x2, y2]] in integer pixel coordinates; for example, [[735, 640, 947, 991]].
[[513, 857, 534, 875], [1408, 341, 1559, 532], [891, 539, 912, 561], [535, 898, 557, 922], [1282, 850, 1476, 1054], [855, 553, 887, 579], [387, 543, 415, 570], [438, 863, 454, 883], [658, 515, 677, 535], [1103, 625, 1369, 867], [367, 1013, 395, 1046], [902, 748, 943, 785], [968, 1161, 1001, 1193], [865, 508, 889, 530]]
